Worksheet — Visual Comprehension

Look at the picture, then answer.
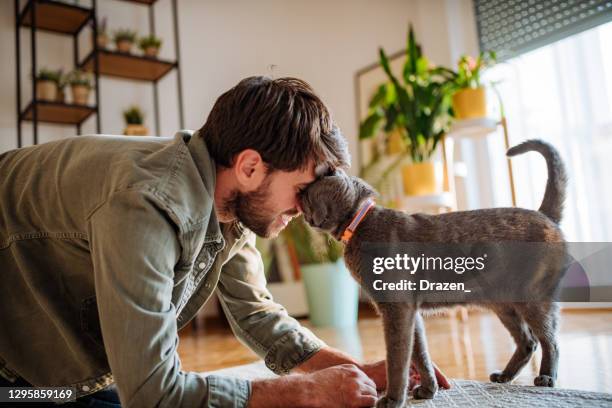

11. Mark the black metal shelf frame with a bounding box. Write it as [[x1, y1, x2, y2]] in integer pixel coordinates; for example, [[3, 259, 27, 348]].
[[14, 0, 185, 148]]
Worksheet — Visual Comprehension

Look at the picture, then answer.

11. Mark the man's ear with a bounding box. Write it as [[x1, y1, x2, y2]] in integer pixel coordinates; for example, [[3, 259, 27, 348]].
[[233, 149, 267, 191]]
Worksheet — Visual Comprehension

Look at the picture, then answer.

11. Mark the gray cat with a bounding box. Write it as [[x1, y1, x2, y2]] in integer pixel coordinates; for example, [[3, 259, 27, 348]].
[[299, 140, 568, 407]]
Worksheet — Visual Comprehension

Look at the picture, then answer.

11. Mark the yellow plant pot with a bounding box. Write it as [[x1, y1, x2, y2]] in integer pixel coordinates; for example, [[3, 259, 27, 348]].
[[401, 161, 443, 196], [71, 85, 90, 105], [36, 80, 57, 101], [452, 87, 487, 119], [124, 124, 149, 136]]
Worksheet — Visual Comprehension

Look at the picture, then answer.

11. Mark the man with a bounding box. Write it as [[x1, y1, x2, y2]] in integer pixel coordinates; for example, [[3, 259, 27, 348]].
[[0, 76, 448, 407]]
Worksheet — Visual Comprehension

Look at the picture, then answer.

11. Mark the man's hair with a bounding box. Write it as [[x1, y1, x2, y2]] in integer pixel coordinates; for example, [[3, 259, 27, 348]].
[[198, 76, 350, 174]]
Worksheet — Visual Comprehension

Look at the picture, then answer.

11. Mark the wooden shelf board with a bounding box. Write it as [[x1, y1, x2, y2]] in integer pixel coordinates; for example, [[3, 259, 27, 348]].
[[447, 117, 499, 139], [80, 50, 177, 82], [22, 101, 96, 125], [21, 0, 92, 35]]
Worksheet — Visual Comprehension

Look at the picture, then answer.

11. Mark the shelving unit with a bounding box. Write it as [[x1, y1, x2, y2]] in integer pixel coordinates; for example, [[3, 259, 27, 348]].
[[14, 0, 184, 148]]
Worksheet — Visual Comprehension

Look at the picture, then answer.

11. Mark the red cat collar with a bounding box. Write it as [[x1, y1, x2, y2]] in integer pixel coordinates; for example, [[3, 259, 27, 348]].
[[340, 198, 376, 244]]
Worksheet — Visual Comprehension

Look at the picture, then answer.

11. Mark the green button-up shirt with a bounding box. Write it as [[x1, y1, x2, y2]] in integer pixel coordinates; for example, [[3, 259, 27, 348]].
[[0, 130, 325, 407]]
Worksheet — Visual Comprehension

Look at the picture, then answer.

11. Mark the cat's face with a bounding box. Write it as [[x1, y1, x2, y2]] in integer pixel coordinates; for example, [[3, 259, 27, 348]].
[[299, 170, 377, 236]]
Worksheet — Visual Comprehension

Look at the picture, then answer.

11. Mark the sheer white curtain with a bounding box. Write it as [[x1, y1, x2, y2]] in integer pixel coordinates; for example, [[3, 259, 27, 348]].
[[478, 21, 612, 242]]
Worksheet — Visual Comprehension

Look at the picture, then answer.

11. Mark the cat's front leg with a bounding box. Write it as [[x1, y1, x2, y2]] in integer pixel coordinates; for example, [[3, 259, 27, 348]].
[[410, 313, 438, 399], [376, 303, 416, 408]]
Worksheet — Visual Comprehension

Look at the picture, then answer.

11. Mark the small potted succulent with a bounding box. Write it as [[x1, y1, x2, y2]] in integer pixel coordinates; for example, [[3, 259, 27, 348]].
[[35, 68, 62, 101], [95, 17, 109, 49], [113, 29, 137, 53], [138, 35, 162, 58], [123, 105, 148, 136], [451, 51, 496, 119], [66, 69, 92, 105]]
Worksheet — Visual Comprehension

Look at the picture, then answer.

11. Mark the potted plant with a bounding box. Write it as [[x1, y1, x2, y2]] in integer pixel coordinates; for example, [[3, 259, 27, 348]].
[[451, 51, 496, 119], [282, 216, 358, 328], [35, 68, 62, 101], [138, 35, 162, 58], [359, 25, 455, 196], [56, 70, 67, 103], [123, 105, 148, 136], [66, 69, 92, 105], [95, 17, 109, 49], [113, 29, 137, 53]]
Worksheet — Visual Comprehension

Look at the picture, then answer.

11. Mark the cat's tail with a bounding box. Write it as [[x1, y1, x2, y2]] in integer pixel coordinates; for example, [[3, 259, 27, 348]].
[[506, 139, 567, 224]]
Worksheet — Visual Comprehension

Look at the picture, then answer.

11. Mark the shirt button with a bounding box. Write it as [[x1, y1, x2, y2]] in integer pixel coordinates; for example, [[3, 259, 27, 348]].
[[82, 385, 90, 392], [198, 262, 206, 270]]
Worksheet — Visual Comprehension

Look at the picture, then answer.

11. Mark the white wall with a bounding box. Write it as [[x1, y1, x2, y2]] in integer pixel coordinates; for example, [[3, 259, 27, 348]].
[[0, 0, 475, 175]]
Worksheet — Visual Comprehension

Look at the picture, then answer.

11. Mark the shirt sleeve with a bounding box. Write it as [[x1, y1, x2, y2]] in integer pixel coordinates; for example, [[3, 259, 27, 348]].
[[87, 189, 250, 407], [216, 230, 326, 375]]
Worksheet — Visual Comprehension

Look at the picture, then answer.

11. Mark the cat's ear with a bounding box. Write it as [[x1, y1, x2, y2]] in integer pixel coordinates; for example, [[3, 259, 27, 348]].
[[351, 176, 378, 201]]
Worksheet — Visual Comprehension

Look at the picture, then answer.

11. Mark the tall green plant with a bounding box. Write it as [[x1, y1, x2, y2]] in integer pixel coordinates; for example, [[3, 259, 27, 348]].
[[360, 25, 456, 163]]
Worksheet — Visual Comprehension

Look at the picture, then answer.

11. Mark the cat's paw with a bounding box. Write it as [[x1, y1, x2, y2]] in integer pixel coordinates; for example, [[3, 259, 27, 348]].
[[534, 374, 555, 387], [412, 384, 437, 399], [490, 371, 513, 383], [375, 395, 404, 408]]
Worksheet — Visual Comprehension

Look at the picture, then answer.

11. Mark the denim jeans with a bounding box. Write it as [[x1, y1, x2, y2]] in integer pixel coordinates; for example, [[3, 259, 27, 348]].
[[0, 376, 121, 407]]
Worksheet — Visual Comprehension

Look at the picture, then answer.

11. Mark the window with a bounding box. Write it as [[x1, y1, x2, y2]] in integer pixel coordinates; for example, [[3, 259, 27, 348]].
[[483, 21, 612, 241]]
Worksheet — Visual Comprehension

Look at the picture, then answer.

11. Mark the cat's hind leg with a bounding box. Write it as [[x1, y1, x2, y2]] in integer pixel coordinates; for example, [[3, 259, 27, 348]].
[[490, 305, 538, 383], [517, 302, 560, 387]]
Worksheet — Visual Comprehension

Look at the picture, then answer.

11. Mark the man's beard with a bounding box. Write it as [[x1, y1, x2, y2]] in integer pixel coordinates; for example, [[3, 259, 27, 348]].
[[222, 174, 284, 238]]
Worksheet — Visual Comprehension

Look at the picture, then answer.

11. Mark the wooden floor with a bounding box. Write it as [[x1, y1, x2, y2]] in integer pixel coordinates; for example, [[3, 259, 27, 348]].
[[178, 308, 612, 393]]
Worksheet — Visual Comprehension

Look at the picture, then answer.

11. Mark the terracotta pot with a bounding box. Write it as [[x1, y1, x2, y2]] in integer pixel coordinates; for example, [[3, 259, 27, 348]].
[[36, 80, 57, 101], [452, 87, 487, 119], [144, 46, 159, 58], [116, 40, 133, 53], [401, 161, 443, 196], [71, 85, 90, 105], [97, 34, 108, 49], [124, 124, 149, 136]]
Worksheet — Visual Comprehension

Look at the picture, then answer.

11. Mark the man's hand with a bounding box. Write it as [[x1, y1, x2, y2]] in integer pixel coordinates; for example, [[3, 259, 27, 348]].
[[249, 364, 377, 408], [361, 360, 451, 391]]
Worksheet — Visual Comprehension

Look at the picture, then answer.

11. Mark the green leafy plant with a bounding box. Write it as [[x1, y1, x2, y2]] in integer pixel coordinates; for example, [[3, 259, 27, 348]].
[[359, 25, 456, 163], [113, 29, 137, 44], [123, 105, 144, 125], [453, 51, 496, 90], [66, 69, 92, 89], [37, 68, 62, 83], [282, 216, 343, 265], [138, 35, 162, 51]]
